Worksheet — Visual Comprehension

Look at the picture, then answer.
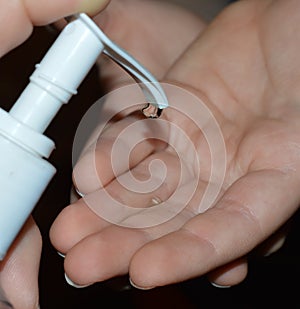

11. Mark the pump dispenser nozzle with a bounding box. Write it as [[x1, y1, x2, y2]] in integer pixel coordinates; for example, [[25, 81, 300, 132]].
[[0, 13, 168, 260]]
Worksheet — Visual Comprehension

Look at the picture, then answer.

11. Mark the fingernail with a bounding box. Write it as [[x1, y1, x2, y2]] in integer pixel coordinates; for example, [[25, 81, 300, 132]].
[[65, 273, 92, 289], [77, 0, 110, 15], [72, 183, 84, 198], [264, 237, 286, 257], [74, 186, 85, 198], [210, 282, 232, 289], [151, 197, 162, 205], [129, 277, 155, 291], [57, 251, 66, 258]]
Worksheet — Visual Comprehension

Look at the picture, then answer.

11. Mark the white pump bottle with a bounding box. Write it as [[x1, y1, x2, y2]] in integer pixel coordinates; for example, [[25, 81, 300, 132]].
[[0, 13, 168, 260]]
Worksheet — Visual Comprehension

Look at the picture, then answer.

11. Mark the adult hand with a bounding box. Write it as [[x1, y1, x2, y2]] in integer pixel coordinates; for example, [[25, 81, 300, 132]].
[[50, 0, 300, 290], [0, 1, 110, 307]]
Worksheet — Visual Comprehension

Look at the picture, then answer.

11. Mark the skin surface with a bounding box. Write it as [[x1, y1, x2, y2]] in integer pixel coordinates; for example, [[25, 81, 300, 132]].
[[49, 0, 300, 290]]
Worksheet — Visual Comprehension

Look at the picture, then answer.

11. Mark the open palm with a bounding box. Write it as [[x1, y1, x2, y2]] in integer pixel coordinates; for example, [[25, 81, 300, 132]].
[[50, 0, 300, 289]]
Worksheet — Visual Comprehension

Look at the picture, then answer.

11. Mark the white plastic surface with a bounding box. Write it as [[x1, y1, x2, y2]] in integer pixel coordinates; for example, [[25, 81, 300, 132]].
[[0, 134, 55, 260], [77, 14, 169, 109], [0, 13, 169, 260], [0, 14, 106, 259], [0, 109, 54, 158], [10, 17, 105, 133]]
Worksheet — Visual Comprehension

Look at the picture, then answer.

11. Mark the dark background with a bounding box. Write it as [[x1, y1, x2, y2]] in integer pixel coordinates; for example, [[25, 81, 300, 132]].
[[0, 2, 299, 308]]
